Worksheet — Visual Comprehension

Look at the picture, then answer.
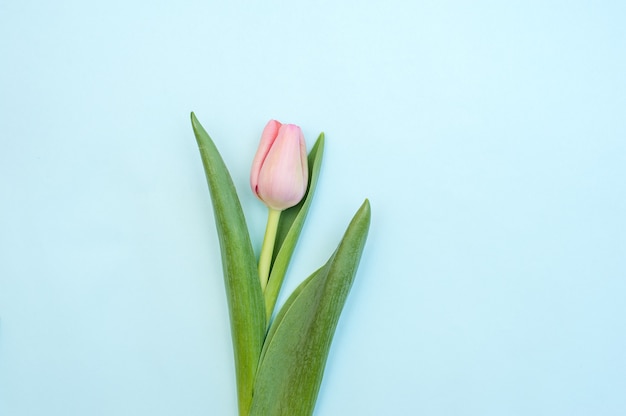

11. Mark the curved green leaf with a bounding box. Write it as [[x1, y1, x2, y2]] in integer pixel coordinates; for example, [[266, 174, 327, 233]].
[[190, 113, 266, 416], [250, 200, 371, 416], [264, 133, 325, 320]]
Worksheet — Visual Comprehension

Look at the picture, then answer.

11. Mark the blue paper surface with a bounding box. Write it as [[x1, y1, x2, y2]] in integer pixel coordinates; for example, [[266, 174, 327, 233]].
[[1, 1, 625, 415]]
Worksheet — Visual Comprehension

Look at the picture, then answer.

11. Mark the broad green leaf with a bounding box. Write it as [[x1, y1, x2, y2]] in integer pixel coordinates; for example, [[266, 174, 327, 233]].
[[250, 200, 371, 416], [264, 134, 325, 320], [190, 113, 266, 416]]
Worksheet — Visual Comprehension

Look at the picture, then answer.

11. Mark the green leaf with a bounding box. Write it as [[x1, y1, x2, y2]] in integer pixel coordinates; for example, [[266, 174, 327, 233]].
[[250, 200, 371, 416], [190, 113, 266, 416], [264, 133, 325, 320]]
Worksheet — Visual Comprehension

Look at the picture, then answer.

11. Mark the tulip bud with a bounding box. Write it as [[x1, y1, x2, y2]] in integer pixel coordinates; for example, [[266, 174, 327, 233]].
[[250, 120, 308, 211]]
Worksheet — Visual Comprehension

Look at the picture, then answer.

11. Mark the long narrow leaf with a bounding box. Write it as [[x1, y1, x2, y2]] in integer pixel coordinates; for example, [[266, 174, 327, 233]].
[[264, 134, 325, 320], [250, 200, 371, 416], [191, 113, 266, 416]]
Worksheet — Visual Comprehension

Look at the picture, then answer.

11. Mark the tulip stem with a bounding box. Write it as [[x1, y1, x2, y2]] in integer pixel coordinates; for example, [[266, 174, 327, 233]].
[[259, 208, 281, 292]]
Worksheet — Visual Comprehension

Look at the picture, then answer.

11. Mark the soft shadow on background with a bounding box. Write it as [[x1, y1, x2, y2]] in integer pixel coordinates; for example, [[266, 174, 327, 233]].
[[1, 1, 624, 415]]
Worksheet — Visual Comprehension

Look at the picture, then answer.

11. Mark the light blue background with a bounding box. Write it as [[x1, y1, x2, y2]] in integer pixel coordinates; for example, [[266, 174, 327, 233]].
[[1, 1, 625, 415]]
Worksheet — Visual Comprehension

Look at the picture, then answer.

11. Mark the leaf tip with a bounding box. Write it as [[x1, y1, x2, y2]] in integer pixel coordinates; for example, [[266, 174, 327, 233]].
[[190, 111, 200, 128], [361, 198, 371, 216]]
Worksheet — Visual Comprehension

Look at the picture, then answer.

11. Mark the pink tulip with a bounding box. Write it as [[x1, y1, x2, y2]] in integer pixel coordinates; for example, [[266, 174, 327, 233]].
[[250, 120, 308, 211]]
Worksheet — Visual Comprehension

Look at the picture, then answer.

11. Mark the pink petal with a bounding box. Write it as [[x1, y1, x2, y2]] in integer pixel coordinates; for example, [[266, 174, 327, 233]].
[[250, 119, 282, 195]]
